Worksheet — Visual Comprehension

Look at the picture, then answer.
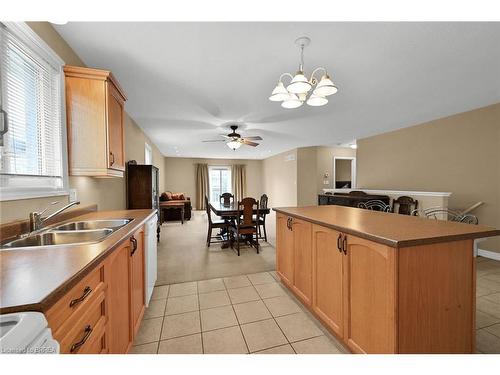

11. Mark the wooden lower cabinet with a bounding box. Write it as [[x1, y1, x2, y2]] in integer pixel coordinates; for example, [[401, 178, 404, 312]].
[[311, 225, 344, 338], [276, 213, 294, 287], [343, 234, 396, 354], [291, 218, 312, 306], [106, 239, 132, 354], [129, 227, 146, 338], [46, 225, 146, 354]]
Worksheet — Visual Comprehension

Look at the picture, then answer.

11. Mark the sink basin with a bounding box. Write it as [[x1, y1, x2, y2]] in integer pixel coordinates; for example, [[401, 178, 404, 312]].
[[1, 229, 113, 249], [52, 219, 131, 231]]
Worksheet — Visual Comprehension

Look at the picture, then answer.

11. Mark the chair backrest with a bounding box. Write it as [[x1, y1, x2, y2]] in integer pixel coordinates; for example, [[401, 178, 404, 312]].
[[260, 194, 268, 210], [358, 200, 391, 212], [220, 192, 234, 206], [392, 195, 418, 215], [349, 190, 367, 196], [204, 195, 213, 224], [416, 207, 479, 225], [236, 197, 259, 227]]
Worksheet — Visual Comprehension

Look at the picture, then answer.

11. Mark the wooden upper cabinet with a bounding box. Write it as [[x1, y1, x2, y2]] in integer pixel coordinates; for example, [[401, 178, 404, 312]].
[[64, 66, 127, 177], [343, 234, 396, 354], [276, 213, 294, 287], [291, 218, 312, 306], [311, 225, 344, 338]]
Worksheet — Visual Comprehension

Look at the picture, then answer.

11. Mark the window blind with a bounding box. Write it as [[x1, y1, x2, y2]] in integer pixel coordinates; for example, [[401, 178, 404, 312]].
[[0, 23, 66, 198]]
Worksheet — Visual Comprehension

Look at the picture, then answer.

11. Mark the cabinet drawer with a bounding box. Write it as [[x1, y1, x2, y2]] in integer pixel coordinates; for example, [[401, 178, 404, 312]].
[[57, 289, 106, 354], [46, 263, 105, 333]]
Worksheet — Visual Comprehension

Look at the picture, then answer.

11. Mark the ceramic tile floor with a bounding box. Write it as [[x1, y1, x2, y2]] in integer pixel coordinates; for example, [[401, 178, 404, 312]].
[[131, 271, 347, 354], [133, 256, 500, 354]]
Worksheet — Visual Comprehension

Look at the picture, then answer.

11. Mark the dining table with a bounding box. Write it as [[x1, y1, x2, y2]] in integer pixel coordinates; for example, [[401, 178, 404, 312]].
[[208, 201, 271, 248]]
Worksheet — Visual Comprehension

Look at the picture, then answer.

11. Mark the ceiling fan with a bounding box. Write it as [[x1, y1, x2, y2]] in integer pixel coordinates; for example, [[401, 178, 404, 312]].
[[202, 125, 263, 150]]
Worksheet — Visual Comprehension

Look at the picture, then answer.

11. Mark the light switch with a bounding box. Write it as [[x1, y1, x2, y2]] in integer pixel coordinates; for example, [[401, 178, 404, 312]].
[[323, 180, 330, 185], [69, 189, 77, 202]]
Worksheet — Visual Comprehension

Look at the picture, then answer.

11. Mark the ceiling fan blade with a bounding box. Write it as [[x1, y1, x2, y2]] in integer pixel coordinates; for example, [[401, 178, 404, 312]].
[[202, 139, 226, 143], [241, 139, 259, 147], [242, 136, 262, 141]]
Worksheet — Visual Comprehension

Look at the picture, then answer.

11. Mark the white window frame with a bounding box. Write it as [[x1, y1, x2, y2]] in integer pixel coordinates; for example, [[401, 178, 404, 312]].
[[144, 142, 152, 165], [208, 165, 232, 204], [0, 22, 69, 201]]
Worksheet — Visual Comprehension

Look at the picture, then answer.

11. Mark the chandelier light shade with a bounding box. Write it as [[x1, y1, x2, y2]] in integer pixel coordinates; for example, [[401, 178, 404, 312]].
[[287, 71, 312, 94], [306, 94, 328, 107], [281, 93, 303, 109], [227, 140, 241, 150], [269, 36, 338, 108], [313, 75, 338, 97], [269, 81, 290, 101]]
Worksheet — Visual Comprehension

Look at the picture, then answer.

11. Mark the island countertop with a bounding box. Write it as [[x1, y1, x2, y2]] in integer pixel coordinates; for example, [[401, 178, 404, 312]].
[[0, 209, 156, 314], [273, 205, 500, 248]]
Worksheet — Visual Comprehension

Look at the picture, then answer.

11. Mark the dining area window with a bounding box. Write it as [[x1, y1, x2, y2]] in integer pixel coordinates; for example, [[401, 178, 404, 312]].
[[208, 166, 231, 204]]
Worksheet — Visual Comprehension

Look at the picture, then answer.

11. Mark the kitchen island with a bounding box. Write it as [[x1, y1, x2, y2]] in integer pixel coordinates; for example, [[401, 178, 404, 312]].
[[273, 205, 500, 354]]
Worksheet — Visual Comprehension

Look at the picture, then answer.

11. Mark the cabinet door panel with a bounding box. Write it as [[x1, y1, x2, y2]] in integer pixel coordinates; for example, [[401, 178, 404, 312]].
[[292, 219, 312, 306], [107, 82, 125, 171], [106, 241, 132, 353], [312, 225, 343, 337], [130, 229, 145, 337], [344, 235, 396, 354], [276, 213, 294, 287]]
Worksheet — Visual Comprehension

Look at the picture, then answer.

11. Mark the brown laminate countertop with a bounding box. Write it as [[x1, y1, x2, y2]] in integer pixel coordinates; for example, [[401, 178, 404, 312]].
[[273, 205, 500, 248], [0, 209, 156, 314]]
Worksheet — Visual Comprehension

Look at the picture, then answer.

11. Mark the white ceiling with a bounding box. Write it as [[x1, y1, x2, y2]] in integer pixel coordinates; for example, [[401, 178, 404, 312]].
[[54, 22, 500, 159]]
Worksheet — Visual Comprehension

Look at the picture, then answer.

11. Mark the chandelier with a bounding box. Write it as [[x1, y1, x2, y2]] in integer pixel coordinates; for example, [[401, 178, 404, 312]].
[[269, 37, 338, 108]]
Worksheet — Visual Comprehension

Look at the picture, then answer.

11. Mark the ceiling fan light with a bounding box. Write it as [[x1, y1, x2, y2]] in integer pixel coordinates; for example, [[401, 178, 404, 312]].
[[269, 81, 289, 101], [281, 93, 303, 109], [306, 94, 328, 107], [227, 140, 241, 150], [287, 71, 312, 94], [313, 75, 338, 96]]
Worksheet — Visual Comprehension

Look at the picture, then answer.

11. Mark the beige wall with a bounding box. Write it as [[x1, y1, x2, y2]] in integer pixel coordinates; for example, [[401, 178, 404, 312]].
[[163, 157, 263, 209], [0, 22, 166, 223], [262, 149, 298, 208], [357, 103, 500, 252], [297, 147, 318, 206], [316, 146, 357, 191]]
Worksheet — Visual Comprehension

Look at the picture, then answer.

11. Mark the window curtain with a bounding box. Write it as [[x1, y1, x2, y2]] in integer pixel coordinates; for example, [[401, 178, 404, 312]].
[[231, 164, 246, 203], [195, 163, 209, 210]]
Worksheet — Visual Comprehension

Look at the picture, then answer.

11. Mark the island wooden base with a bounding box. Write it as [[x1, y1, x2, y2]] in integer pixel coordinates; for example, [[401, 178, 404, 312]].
[[276, 212, 476, 354]]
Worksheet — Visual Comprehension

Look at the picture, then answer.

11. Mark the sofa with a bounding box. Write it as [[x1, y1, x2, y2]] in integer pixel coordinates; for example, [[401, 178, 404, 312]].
[[159, 191, 192, 222]]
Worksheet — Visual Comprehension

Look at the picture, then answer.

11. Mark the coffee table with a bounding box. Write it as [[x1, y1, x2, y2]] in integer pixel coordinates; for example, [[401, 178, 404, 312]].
[[160, 202, 185, 224]]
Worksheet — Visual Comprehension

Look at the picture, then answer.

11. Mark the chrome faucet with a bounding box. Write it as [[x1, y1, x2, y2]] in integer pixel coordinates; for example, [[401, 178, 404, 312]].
[[29, 201, 81, 232]]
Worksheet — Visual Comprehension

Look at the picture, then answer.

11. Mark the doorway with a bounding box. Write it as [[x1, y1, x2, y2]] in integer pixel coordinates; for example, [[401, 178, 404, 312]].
[[333, 157, 356, 189]]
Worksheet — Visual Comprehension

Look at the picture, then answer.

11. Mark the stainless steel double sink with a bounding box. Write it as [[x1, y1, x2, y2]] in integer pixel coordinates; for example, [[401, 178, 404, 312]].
[[1, 219, 132, 250]]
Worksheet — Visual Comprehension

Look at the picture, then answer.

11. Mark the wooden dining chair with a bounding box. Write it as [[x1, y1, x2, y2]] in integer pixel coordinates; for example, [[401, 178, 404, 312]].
[[357, 200, 391, 212], [392, 196, 418, 215], [256, 194, 268, 242], [205, 195, 228, 247], [228, 197, 259, 256], [220, 192, 234, 206]]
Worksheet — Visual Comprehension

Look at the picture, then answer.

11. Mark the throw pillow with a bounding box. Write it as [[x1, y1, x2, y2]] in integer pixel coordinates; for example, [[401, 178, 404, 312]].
[[165, 191, 173, 200]]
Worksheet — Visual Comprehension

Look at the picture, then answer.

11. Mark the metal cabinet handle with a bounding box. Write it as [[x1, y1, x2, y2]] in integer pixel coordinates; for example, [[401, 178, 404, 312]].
[[70, 325, 93, 353], [69, 286, 92, 307], [130, 235, 138, 255], [289, 217, 293, 231], [337, 233, 343, 253], [109, 151, 115, 166], [342, 235, 348, 255]]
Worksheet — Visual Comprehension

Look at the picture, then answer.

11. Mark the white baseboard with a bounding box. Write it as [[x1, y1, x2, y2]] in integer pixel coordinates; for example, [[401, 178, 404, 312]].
[[478, 248, 500, 261]]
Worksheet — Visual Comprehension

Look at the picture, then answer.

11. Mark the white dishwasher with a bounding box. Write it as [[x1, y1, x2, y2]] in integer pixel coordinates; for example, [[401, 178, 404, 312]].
[[144, 215, 158, 307]]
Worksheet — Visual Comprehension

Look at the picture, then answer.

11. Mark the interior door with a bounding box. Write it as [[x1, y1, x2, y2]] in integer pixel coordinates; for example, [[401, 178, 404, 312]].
[[312, 225, 344, 337], [106, 240, 132, 353], [343, 234, 396, 354], [291, 218, 312, 306], [107, 82, 124, 171], [130, 228, 145, 338], [276, 213, 294, 287]]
